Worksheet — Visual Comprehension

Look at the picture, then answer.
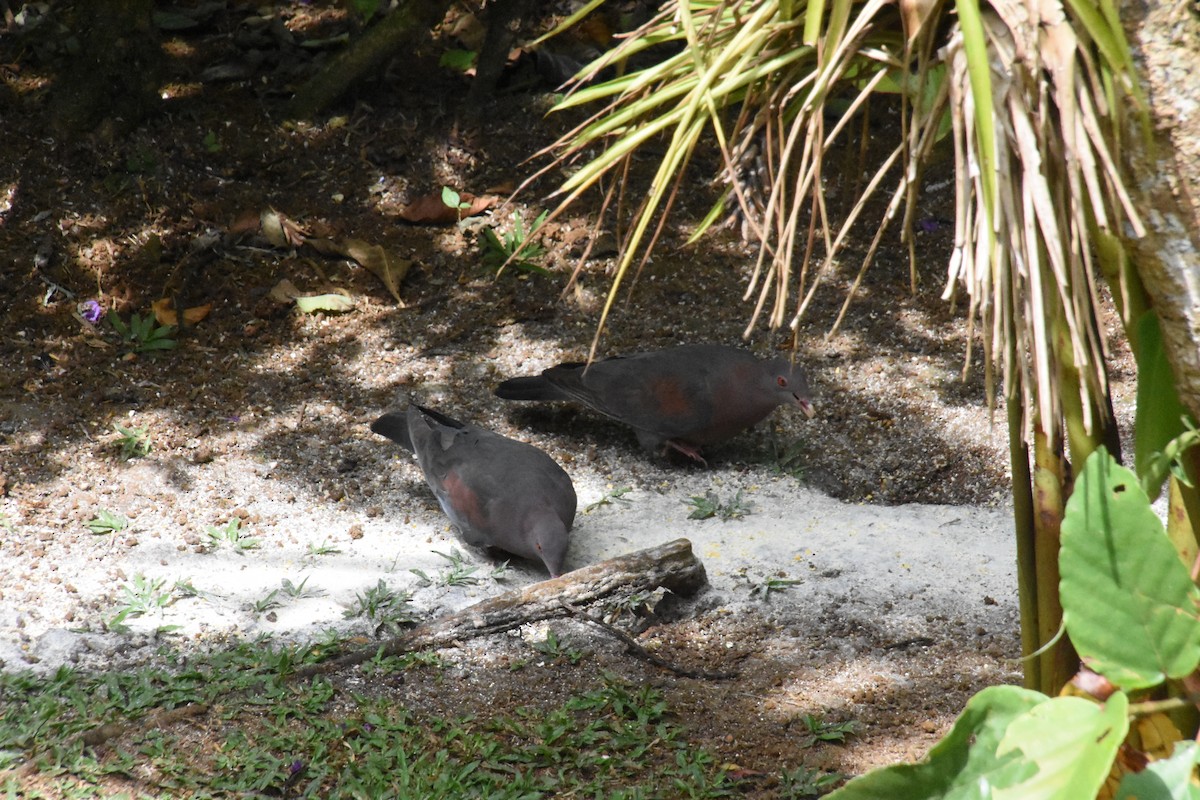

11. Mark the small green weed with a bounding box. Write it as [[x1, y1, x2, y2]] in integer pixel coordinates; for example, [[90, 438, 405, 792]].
[[780, 765, 844, 798], [481, 209, 550, 274], [441, 185, 472, 220], [281, 576, 323, 599], [112, 422, 152, 459], [531, 629, 585, 665], [85, 509, 128, 535], [248, 577, 323, 612], [772, 439, 808, 480], [252, 590, 282, 613], [106, 309, 176, 353], [410, 548, 487, 587], [307, 540, 341, 556], [740, 572, 804, 599], [585, 485, 633, 512], [108, 574, 180, 632], [201, 130, 222, 153], [205, 518, 259, 553], [343, 579, 419, 635], [795, 714, 859, 747], [0, 513, 15, 533], [685, 489, 754, 521]]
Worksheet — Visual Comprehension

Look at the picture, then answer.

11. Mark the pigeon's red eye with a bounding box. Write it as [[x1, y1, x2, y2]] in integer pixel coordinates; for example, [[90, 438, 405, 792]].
[[777, 376, 788, 388]]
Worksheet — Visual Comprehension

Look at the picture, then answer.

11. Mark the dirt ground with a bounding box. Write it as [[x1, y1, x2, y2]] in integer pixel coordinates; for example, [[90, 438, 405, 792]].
[[4, 0, 1174, 794]]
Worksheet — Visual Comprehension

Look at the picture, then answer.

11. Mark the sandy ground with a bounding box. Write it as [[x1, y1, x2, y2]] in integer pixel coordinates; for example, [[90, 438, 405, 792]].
[[0, 409, 1017, 675]]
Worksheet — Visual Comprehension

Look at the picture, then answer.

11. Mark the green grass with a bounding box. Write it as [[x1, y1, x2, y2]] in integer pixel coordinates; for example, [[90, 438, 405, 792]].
[[0, 647, 767, 798]]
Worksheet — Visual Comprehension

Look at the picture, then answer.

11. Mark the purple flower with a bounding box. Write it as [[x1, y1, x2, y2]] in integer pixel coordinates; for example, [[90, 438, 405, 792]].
[[80, 299, 104, 324], [289, 760, 305, 775]]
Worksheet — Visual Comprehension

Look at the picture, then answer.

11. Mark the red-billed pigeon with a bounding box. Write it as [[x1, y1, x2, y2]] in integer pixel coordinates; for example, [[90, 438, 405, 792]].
[[495, 344, 816, 463], [371, 403, 577, 577]]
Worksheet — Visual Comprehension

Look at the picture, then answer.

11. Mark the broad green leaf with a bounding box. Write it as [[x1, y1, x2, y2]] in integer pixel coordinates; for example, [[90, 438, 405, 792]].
[[1133, 311, 1190, 499], [1060, 447, 1200, 689], [1115, 740, 1200, 800], [994, 693, 1127, 800], [294, 294, 355, 314], [825, 685, 1044, 799]]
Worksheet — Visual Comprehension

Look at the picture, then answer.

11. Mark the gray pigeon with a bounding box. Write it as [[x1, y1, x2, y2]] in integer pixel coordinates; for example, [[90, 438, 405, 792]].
[[495, 344, 815, 463], [371, 404, 576, 577]]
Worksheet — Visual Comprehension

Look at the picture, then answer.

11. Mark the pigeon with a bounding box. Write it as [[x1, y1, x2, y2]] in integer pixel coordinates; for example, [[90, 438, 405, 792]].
[[495, 344, 816, 463], [371, 403, 577, 577]]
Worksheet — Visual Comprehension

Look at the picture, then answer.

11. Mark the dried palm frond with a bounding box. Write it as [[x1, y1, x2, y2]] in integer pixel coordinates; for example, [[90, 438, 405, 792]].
[[937, 0, 1144, 451]]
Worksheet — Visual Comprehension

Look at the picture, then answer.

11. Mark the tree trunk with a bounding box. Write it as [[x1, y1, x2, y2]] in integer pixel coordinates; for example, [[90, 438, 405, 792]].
[[1126, 1, 1200, 422]]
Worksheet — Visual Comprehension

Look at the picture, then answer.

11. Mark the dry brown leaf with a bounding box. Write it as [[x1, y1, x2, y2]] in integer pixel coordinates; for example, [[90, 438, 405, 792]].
[[228, 208, 261, 236], [305, 237, 411, 304], [342, 238, 410, 304], [151, 298, 213, 327], [398, 191, 496, 224], [484, 179, 516, 195]]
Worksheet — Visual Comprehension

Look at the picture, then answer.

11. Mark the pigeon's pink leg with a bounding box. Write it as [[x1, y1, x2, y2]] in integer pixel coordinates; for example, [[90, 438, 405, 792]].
[[665, 439, 707, 465]]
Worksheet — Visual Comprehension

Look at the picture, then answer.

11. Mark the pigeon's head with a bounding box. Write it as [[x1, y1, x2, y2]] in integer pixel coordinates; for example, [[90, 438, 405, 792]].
[[529, 514, 571, 578], [767, 357, 816, 419]]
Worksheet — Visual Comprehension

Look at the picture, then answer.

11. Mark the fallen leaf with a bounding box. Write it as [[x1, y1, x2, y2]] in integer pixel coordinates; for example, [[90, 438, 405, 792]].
[[305, 236, 410, 304], [151, 298, 213, 326], [343, 239, 410, 304], [295, 293, 355, 314], [269, 279, 303, 304], [398, 191, 496, 224], [484, 179, 516, 195]]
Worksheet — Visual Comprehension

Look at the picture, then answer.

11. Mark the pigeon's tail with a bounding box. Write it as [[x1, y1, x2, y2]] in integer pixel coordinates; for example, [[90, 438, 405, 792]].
[[370, 411, 414, 451], [494, 376, 570, 401]]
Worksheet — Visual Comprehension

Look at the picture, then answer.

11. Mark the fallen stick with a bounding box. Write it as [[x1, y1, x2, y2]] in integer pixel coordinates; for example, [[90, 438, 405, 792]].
[[292, 537, 708, 679]]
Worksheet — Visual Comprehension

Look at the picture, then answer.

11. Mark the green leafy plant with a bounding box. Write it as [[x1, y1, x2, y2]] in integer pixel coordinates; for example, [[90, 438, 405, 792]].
[[410, 548, 484, 587], [85, 509, 128, 535], [252, 590, 282, 613], [585, 485, 633, 512], [106, 309, 176, 353], [440, 185, 471, 221], [772, 440, 808, 481], [439, 48, 476, 72], [780, 766, 844, 798], [280, 576, 322, 599], [108, 574, 179, 632], [201, 130, 221, 153], [824, 448, 1200, 797], [307, 540, 341, 557], [741, 573, 803, 599], [343, 579, 419, 635], [112, 422, 152, 459], [480, 210, 550, 275], [795, 715, 858, 748], [531, 629, 585, 665], [205, 518, 259, 553], [685, 490, 753, 521]]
